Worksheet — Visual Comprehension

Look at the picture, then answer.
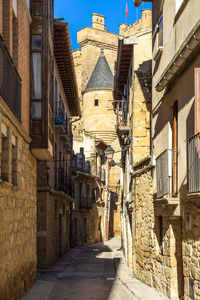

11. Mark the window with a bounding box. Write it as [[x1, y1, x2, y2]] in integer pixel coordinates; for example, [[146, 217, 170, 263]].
[[11, 136, 17, 186], [31, 102, 41, 118], [172, 101, 178, 196], [0, 126, 18, 185], [32, 35, 42, 50], [186, 214, 192, 230], [32, 52, 42, 99], [157, 13, 163, 48], [31, 36, 42, 101], [79, 183, 82, 209], [1, 134, 9, 182], [94, 99, 99, 106], [87, 185, 90, 208]]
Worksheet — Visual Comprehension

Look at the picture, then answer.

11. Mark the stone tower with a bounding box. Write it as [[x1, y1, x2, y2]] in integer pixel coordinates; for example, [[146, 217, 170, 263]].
[[82, 48, 116, 144], [73, 13, 120, 151], [72, 14, 122, 238]]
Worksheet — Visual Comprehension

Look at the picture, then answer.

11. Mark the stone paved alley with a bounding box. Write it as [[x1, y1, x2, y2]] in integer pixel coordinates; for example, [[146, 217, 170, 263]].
[[21, 238, 168, 300]]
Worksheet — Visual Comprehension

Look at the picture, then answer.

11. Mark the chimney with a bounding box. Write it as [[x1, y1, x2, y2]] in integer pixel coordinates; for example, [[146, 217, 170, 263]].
[[92, 13, 105, 31]]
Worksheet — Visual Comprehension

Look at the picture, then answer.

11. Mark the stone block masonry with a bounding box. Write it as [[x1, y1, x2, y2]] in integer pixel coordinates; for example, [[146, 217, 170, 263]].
[[132, 161, 182, 299], [0, 100, 37, 299]]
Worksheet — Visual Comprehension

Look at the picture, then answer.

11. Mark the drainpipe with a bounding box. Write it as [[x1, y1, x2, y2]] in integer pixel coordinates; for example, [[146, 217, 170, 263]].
[[106, 190, 111, 240], [122, 147, 128, 262]]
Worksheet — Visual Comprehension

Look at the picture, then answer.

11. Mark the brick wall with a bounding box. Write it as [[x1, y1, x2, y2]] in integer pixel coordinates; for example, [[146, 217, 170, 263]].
[[18, 0, 31, 134], [2, 0, 12, 52]]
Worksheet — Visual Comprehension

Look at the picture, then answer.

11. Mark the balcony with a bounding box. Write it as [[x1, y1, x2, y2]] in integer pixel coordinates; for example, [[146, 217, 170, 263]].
[[188, 133, 200, 193], [0, 36, 21, 121], [156, 149, 179, 204]]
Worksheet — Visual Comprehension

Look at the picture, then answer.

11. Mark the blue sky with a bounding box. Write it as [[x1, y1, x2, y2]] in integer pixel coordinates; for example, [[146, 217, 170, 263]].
[[54, 0, 152, 50]]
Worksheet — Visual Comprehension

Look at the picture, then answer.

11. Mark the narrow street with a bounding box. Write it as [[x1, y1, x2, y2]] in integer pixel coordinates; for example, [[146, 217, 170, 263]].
[[21, 238, 136, 300]]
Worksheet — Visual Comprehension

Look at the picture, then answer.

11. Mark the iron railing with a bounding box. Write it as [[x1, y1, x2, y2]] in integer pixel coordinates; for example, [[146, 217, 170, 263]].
[[0, 36, 21, 121], [188, 133, 200, 193], [55, 167, 73, 197]]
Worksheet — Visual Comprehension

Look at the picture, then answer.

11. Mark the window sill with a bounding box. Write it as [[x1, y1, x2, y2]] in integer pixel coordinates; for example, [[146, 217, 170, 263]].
[[155, 196, 179, 205], [187, 192, 200, 199], [0, 179, 19, 190]]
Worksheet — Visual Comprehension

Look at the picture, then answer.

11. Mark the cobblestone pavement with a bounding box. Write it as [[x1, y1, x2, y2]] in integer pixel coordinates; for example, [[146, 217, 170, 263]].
[[21, 237, 168, 300]]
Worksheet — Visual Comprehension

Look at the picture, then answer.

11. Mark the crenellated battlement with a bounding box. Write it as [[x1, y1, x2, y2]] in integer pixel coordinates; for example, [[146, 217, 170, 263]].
[[119, 9, 152, 37]]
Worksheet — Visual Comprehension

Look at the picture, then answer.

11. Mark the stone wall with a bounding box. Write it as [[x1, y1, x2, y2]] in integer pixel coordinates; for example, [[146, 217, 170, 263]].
[[182, 197, 200, 300], [132, 160, 183, 299], [0, 99, 37, 299], [37, 191, 71, 269]]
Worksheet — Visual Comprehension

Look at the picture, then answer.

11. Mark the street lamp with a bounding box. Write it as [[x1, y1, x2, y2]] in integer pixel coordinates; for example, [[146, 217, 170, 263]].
[[105, 146, 114, 163]]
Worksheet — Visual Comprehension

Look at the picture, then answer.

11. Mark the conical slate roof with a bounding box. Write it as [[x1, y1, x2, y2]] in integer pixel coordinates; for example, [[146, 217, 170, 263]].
[[85, 49, 114, 91]]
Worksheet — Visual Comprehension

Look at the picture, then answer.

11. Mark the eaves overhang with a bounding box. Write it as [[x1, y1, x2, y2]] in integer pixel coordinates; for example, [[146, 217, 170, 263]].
[[113, 37, 137, 101], [156, 19, 200, 92], [54, 21, 81, 117]]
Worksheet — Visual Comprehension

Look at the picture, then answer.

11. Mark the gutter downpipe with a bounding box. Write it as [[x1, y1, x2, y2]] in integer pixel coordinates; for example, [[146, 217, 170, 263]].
[[123, 148, 128, 262]]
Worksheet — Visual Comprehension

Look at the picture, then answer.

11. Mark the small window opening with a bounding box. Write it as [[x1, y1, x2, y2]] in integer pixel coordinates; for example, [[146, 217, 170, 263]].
[[12, 143, 17, 186], [95, 99, 99, 106], [1, 135, 9, 182]]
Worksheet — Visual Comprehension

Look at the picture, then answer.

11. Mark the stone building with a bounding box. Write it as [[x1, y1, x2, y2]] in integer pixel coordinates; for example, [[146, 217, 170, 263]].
[[72, 14, 122, 241], [114, 9, 152, 268], [134, 0, 200, 299], [36, 20, 81, 269], [71, 135, 108, 246], [0, 0, 37, 298]]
